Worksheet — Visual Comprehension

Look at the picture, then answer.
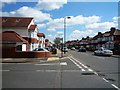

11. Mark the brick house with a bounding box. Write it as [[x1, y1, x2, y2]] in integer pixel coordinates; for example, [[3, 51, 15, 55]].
[[0, 31, 29, 57], [88, 27, 120, 54], [1, 17, 45, 51]]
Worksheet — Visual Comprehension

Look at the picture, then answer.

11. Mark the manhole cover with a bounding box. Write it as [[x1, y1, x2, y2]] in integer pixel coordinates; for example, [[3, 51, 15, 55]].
[[81, 72, 95, 75]]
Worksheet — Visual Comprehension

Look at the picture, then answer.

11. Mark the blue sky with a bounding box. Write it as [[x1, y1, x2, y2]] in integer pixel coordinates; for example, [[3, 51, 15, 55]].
[[1, 0, 119, 42]]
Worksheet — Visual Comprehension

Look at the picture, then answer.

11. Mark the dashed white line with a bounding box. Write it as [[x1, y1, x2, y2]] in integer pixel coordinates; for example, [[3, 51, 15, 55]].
[[111, 84, 120, 90], [102, 78, 109, 83]]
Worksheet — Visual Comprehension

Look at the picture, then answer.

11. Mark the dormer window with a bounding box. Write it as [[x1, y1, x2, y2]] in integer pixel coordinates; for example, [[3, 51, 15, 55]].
[[2, 19, 7, 22], [15, 19, 20, 23]]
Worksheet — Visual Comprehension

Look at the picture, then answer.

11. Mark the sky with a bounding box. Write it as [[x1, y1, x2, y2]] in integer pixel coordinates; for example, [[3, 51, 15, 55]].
[[0, 0, 119, 42]]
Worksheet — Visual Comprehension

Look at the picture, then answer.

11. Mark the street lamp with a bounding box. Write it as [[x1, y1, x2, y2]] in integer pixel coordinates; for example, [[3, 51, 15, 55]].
[[64, 16, 71, 54]]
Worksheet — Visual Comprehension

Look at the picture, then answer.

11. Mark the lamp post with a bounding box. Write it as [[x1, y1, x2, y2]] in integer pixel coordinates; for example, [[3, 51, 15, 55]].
[[64, 16, 71, 54]]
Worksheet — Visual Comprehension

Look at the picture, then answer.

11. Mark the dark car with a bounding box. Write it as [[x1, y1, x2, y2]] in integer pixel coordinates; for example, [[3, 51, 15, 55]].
[[78, 47, 86, 52]]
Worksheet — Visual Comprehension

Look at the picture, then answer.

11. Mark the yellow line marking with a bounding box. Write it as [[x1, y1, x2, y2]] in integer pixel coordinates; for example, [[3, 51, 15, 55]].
[[47, 57, 59, 61]]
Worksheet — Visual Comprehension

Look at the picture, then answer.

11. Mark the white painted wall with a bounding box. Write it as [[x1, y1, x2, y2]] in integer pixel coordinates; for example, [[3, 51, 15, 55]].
[[22, 44, 26, 51], [27, 19, 34, 29]]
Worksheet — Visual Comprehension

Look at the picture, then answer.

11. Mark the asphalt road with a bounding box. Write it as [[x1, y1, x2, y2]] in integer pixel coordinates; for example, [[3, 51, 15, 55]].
[[1, 50, 120, 89]]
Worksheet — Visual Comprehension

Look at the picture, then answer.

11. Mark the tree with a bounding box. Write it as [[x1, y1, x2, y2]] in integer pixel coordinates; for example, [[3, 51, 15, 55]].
[[54, 37, 61, 46]]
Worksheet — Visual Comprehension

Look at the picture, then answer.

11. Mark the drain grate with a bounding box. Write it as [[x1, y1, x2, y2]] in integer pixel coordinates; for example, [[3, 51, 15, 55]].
[[81, 72, 95, 75]]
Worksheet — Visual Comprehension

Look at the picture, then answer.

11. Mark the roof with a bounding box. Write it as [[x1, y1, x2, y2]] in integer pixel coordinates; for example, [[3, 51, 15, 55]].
[[103, 32, 110, 37], [37, 33, 45, 38], [28, 25, 37, 30], [1, 17, 33, 27], [0, 31, 28, 43], [114, 29, 120, 35]]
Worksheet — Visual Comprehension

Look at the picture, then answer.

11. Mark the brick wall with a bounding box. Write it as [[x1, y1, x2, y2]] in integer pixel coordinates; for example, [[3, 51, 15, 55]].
[[16, 51, 51, 58], [2, 46, 51, 58]]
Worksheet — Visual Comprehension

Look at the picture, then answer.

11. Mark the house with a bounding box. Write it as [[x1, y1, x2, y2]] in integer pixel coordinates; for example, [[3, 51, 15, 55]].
[[0, 31, 29, 57], [88, 27, 120, 54], [1, 17, 45, 51]]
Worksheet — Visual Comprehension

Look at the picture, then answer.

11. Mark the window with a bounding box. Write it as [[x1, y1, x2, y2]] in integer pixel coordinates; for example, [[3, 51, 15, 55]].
[[15, 19, 20, 23], [16, 45, 22, 51], [2, 19, 7, 22]]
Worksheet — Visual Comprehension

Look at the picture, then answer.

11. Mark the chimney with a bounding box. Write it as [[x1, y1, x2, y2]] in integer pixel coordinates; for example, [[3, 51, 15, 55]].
[[110, 27, 116, 35], [98, 32, 102, 35], [110, 27, 116, 31]]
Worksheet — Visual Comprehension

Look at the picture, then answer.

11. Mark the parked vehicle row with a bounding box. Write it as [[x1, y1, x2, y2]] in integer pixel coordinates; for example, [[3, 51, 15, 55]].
[[32, 46, 113, 57], [68, 46, 113, 56]]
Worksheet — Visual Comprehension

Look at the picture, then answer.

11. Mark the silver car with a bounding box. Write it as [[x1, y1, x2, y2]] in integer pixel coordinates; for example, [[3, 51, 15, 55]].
[[94, 47, 113, 56]]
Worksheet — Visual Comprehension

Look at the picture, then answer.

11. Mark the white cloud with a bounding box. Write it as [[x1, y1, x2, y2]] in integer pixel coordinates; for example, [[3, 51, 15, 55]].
[[48, 34, 55, 40], [86, 22, 117, 33], [47, 28, 56, 32], [46, 18, 64, 30], [1, 6, 52, 22], [37, 23, 46, 28], [69, 29, 95, 40], [67, 15, 101, 25], [46, 15, 101, 32], [57, 31, 63, 35], [69, 18, 118, 40], [112, 16, 120, 25], [0, 0, 16, 3], [35, 0, 67, 11]]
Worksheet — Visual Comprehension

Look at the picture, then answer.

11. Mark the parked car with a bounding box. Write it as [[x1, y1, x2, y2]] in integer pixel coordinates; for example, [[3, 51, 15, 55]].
[[94, 47, 113, 56], [71, 47, 76, 50], [33, 48, 48, 52], [78, 47, 86, 52], [45, 47, 52, 51], [62, 47, 68, 52]]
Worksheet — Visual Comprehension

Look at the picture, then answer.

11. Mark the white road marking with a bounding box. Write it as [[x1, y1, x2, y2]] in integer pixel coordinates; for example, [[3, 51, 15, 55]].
[[70, 56, 94, 72], [88, 68, 93, 72], [102, 78, 109, 83], [68, 57, 85, 71], [35, 62, 67, 66], [60, 62, 67, 65], [69, 55, 120, 90], [0, 70, 10, 72], [111, 84, 120, 90]]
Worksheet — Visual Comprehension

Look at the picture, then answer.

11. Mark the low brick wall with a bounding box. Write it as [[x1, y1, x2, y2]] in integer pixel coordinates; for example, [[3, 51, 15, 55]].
[[2, 46, 16, 58], [16, 51, 51, 58], [2, 47, 51, 58]]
